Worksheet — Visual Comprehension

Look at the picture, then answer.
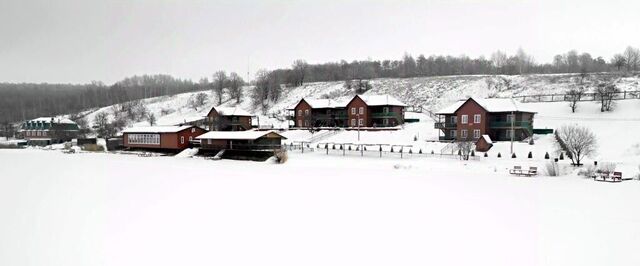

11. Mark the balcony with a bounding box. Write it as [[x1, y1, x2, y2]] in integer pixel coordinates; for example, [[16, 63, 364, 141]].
[[434, 122, 457, 129], [489, 121, 532, 128], [371, 112, 398, 118]]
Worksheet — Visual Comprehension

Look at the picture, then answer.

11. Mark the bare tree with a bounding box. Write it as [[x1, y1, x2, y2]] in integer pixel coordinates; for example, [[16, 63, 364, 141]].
[[228, 72, 245, 103], [566, 87, 585, 113], [456, 140, 474, 160], [188, 92, 208, 110], [147, 113, 157, 126], [595, 83, 620, 112], [611, 54, 626, 71], [555, 125, 597, 166], [213, 71, 228, 105], [291, 60, 308, 86], [623, 46, 640, 71], [251, 70, 271, 114], [93, 112, 114, 138]]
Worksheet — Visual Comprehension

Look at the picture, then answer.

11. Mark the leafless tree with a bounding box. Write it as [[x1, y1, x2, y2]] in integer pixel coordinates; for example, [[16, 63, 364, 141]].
[[566, 87, 585, 113], [93, 112, 114, 138], [595, 83, 620, 112], [188, 92, 208, 110], [213, 71, 228, 105], [251, 70, 271, 114], [147, 113, 157, 126], [555, 125, 597, 166], [623, 46, 640, 71], [290, 60, 308, 86], [610, 54, 626, 71], [456, 140, 474, 160], [228, 72, 245, 103]]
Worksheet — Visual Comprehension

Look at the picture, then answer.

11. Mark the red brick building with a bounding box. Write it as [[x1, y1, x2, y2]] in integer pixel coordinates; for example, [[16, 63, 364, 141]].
[[290, 94, 406, 128], [205, 106, 254, 131], [435, 98, 536, 143], [122, 125, 207, 152]]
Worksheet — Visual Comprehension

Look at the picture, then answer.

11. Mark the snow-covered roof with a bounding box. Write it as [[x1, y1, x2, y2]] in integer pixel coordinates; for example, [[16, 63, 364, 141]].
[[481, 134, 493, 145], [196, 130, 286, 140], [357, 94, 407, 107], [213, 106, 252, 116], [122, 125, 195, 134], [28, 117, 76, 124], [303, 98, 348, 109], [436, 98, 536, 114]]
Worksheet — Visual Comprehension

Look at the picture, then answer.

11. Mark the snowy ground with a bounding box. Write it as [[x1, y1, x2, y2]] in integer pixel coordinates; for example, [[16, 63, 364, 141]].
[[1, 149, 639, 266]]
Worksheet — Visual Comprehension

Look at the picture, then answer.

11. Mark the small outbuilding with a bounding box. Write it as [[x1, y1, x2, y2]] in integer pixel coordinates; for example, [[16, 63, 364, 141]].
[[475, 134, 493, 152], [122, 125, 207, 152], [196, 130, 286, 151]]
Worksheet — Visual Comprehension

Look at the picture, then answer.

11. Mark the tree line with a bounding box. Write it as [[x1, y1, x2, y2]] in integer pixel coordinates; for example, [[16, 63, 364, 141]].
[[269, 46, 640, 85], [0, 74, 207, 123]]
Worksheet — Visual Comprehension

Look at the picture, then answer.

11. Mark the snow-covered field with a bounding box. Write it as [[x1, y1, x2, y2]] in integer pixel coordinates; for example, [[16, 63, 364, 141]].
[[1, 149, 639, 266]]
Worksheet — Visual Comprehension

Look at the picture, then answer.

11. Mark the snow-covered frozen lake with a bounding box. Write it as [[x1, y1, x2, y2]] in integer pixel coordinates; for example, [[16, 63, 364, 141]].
[[1, 149, 639, 266]]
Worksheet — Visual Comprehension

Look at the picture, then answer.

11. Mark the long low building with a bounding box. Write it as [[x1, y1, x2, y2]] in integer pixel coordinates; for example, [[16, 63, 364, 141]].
[[196, 130, 287, 151], [122, 125, 207, 152]]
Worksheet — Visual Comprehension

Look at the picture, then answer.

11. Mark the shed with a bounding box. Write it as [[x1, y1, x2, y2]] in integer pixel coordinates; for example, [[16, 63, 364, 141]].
[[196, 130, 287, 151], [122, 125, 207, 151], [476, 134, 493, 152]]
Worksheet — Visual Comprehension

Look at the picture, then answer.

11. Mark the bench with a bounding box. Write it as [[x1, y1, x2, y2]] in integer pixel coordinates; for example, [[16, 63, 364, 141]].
[[510, 166, 537, 177], [593, 171, 623, 182]]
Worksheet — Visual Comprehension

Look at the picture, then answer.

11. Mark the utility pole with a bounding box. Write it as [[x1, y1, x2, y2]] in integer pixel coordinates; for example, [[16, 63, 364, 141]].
[[510, 110, 514, 155]]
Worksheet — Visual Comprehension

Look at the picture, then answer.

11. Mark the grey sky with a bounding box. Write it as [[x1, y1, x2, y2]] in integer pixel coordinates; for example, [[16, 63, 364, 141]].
[[1, 0, 638, 84]]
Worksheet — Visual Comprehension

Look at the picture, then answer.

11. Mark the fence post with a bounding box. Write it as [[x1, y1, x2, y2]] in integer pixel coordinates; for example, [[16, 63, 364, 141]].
[[624, 91, 627, 99]]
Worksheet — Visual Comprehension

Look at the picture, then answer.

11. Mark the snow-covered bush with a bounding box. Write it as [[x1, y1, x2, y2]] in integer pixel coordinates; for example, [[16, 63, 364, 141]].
[[544, 162, 560, 176], [598, 162, 617, 173], [578, 165, 596, 178], [273, 149, 288, 164]]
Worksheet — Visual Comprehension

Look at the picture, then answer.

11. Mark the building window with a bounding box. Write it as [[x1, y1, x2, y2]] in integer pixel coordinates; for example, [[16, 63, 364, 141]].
[[191, 128, 196, 133], [461, 115, 468, 124], [461, 129, 468, 139], [305, 109, 310, 115], [473, 129, 481, 139], [383, 118, 388, 125], [450, 116, 457, 124], [351, 107, 356, 115], [359, 107, 364, 115], [180, 136, 185, 144], [450, 130, 456, 138], [383, 107, 389, 113], [298, 120, 302, 126], [128, 134, 160, 145], [474, 114, 481, 123], [189, 136, 193, 142], [208, 139, 212, 145], [304, 120, 309, 127], [351, 119, 356, 126], [358, 119, 364, 126], [298, 110, 302, 116]]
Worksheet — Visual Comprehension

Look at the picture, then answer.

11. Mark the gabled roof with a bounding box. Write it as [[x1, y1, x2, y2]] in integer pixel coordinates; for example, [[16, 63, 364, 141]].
[[122, 125, 197, 134], [436, 97, 536, 114], [289, 98, 348, 110], [196, 130, 287, 140], [28, 117, 76, 124], [210, 106, 252, 116], [355, 94, 407, 107]]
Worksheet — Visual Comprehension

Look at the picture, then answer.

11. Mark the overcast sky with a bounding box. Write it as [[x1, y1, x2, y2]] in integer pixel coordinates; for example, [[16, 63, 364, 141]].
[[1, 0, 639, 84]]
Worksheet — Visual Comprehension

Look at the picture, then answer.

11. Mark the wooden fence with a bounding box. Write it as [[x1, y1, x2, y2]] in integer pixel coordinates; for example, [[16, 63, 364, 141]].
[[512, 90, 640, 103]]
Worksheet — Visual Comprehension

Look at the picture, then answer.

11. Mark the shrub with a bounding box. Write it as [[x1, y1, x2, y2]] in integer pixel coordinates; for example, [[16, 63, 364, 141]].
[[470, 150, 475, 157], [82, 144, 105, 152], [497, 152, 502, 158], [409, 149, 413, 154], [431, 150, 434, 154], [274, 149, 288, 164], [0, 144, 20, 149], [559, 153, 564, 160], [419, 149, 422, 154], [599, 162, 617, 173], [511, 153, 516, 158], [414, 135, 418, 141], [544, 152, 550, 159], [544, 162, 560, 176], [391, 147, 394, 153], [529, 138, 534, 145], [348, 145, 352, 151], [484, 152, 488, 157], [339, 145, 343, 150], [528, 151, 533, 158], [332, 144, 336, 150], [578, 165, 596, 178]]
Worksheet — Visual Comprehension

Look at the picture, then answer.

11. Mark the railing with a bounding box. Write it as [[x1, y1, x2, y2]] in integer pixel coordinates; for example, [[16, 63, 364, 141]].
[[439, 136, 455, 141], [489, 121, 532, 128], [201, 144, 284, 151], [371, 112, 398, 118], [434, 122, 457, 129], [512, 90, 640, 103]]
